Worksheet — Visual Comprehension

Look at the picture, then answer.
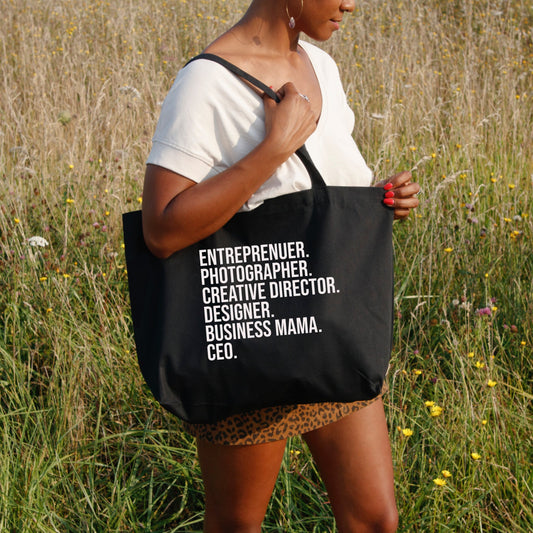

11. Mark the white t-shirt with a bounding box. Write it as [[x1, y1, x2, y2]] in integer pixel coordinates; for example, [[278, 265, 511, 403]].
[[147, 40, 373, 211]]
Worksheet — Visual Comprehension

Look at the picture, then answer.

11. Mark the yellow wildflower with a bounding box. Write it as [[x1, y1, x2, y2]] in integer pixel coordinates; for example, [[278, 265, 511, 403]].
[[475, 361, 485, 369], [444, 247, 453, 253], [471, 452, 481, 460], [430, 405, 443, 417], [487, 380, 497, 387], [424, 400, 435, 407], [467, 352, 475, 358], [402, 428, 413, 437], [441, 470, 452, 478], [433, 478, 446, 486]]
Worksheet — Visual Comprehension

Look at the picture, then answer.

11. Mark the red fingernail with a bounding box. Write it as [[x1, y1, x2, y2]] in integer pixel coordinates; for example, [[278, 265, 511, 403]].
[[384, 183, 393, 191], [384, 198, 394, 206], [385, 191, 395, 198]]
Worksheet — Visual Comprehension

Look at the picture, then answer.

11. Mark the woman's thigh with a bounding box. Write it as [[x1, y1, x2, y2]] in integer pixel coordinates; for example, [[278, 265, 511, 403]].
[[197, 437, 287, 532], [302, 398, 398, 532]]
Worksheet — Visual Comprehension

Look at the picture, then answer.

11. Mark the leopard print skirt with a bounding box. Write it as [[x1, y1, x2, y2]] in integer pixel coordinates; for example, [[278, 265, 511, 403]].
[[181, 390, 384, 445]]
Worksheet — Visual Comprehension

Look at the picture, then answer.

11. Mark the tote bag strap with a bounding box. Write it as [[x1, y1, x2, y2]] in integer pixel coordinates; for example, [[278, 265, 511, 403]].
[[186, 53, 326, 188]]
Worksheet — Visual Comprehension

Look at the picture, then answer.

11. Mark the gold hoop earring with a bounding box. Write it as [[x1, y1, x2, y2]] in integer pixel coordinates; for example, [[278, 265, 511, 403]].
[[286, 0, 304, 29]]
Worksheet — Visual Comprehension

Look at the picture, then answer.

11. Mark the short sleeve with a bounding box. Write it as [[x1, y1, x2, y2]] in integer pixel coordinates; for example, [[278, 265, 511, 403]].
[[146, 60, 266, 183]]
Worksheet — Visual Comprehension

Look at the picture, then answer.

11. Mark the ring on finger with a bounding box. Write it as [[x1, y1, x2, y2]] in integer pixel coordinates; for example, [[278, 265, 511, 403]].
[[298, 93, 310, 102]]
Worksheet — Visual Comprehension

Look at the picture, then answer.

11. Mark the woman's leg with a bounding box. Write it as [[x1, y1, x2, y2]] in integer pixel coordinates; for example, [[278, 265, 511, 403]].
[[197, 438, 287, 533], [303, 398, 398, 533]]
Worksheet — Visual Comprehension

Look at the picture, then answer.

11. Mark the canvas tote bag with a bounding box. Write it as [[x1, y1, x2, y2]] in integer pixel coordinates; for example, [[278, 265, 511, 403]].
[[122, 54, 394, 424]]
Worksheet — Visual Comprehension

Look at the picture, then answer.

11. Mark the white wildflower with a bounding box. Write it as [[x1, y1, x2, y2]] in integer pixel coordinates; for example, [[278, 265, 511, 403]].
[[459, 301, 472, 312], [119, 85, 141, 98], [28, 236, 49, 247]]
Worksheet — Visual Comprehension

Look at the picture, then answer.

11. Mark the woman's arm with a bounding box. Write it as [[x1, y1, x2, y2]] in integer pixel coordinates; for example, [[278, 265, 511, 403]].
[[142, 83, 317, 258]]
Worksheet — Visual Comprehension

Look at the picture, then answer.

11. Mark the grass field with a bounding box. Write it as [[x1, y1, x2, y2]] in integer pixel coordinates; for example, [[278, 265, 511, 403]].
[[1, 0, 531, 531]]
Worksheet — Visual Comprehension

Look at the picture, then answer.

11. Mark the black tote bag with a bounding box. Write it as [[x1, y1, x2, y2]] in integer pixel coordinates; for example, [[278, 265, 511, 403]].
[[122, 55, 394, 424]]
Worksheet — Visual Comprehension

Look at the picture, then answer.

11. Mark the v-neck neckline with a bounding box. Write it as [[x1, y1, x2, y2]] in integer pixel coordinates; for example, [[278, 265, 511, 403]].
[[297, 41, 324, 128], [195, 41, 326, 131]]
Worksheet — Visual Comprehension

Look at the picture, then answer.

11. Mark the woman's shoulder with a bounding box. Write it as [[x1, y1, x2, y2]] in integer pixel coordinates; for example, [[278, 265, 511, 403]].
[[161, 55, 261, 118], [172, 56, 239, 95]]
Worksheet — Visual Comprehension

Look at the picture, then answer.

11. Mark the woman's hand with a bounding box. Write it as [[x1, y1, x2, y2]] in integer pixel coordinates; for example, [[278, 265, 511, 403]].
[[375, 171, 420, 220], [262, 82, 317, 159]]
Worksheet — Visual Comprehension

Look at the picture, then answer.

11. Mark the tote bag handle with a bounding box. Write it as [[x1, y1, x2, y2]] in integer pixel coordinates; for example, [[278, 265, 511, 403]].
[[186, 53, 326, 189]]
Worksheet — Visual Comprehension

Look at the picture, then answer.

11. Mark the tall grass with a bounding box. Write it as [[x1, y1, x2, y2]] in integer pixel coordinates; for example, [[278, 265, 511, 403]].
[[1, 0, 531, 531]]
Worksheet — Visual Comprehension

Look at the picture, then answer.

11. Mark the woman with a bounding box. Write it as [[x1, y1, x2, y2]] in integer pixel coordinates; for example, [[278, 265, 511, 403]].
[[142, 0, 419, 530]]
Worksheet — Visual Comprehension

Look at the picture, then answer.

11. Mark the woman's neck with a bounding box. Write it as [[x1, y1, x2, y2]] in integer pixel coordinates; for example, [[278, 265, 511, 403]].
[[231, 0, 300, 56]]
